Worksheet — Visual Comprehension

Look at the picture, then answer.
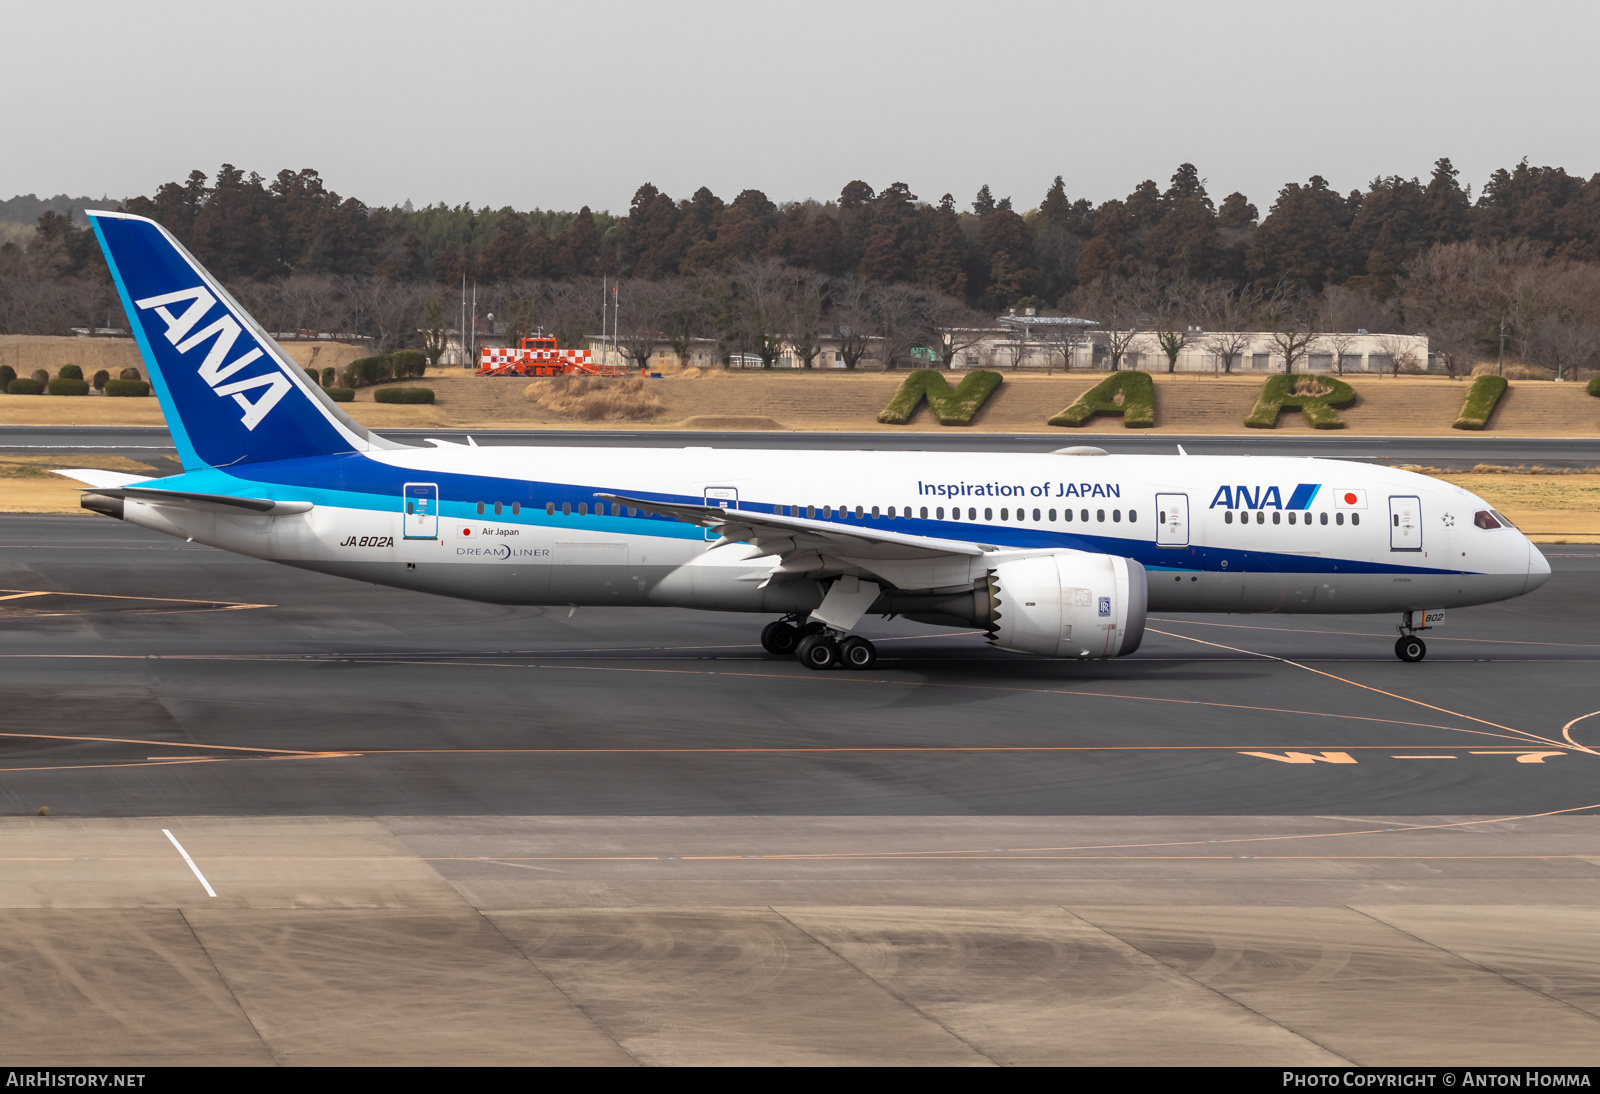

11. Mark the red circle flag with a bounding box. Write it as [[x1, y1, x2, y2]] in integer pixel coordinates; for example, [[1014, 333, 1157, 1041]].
[[1343, 492, 1358, 504], [462, 528, 471, 536]]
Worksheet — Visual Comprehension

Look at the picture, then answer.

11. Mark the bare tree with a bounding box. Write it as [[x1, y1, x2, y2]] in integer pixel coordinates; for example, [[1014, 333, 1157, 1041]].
[[1069, 276, 1151, 371], [544, 279, 599, 352], [782, 270, 827, 369], [829, 276, 874, 370], [615, 278, 672, 372], [871, 282, 923, 370], [1375, 333, 1421, 377], [1263, 285, 1319, 373], [920, 291, 990, 370], [1191, 282, 1257, 374], [420, 296, 449, 367], [1034, 319, 1088, 374], [729, 257, 789, 367]]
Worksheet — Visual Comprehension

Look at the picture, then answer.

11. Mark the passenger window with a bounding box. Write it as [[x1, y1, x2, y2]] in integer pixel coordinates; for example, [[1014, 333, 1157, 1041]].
[[921, 507, 929, 519], [808, 505, 816, 518], [1128, 510, 1136, 523], [1080, 509, 1089, 522], [512, 502, 521, 515], [1320, 512, 1328, 526], [969, 508, 977, 520], [1033, 509, 1041, 521], [1352, 513, 1360, 526], [1475, 510, 1501, 529], [1336, 512, 1344, 525], [578, 503, 587, 516], [546, 502, 555, 515], [562, 502, 571, 515], [1272, 511, 1280, 525], [476, 502, 485, 515], [1064, 509, 1073, 522], [1112, 509, 1121, 522], [984, 508, 993, 521], [406, 502, 414, 514], [872, 506, 880, 518], [951, 508, 961, 521], [1096, 509, 1105, 522], [822, 506, 831, 518], [1049, 509, 1056, 521], [1000, 508, 1008, 520], [887, 506, 895, 518], [1287, 511, 1295, 524], [494, 501, 503, 515], [627, 507, 636, 517], [1225, 511, 1233, 524], [1256, 511, 1264, 524], [856, 505, 864, 518]]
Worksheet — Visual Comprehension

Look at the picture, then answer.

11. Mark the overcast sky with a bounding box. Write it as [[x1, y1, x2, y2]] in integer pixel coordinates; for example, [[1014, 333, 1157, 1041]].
[[5, 0, 1595, 215]]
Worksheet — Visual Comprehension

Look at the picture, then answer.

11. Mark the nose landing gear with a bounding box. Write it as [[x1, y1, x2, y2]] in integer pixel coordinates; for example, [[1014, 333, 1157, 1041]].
[[1394, 610, 1430, 662]]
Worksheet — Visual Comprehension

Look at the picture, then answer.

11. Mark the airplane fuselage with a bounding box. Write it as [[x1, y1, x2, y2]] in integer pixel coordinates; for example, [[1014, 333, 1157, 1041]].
[[106, 446, 1546, 619]]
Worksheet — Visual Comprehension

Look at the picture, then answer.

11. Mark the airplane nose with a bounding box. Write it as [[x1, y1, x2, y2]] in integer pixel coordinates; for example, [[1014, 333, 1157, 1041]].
[[1525, 540, 1552, 593]]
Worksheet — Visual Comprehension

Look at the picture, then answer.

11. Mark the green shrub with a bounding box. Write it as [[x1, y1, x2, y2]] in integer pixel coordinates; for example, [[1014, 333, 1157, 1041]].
[[303, 366, 320, 385], [31, 369, 48, 386], [321, 366, 336, 387], [1245, 373, 1356, 429], [373, 386, 435, 404], [104, 378, 151, 397], [324, 386, 355, 402], [7, 378, 43, 395], [0, 365, 14, 389], [47, 378, 90, 396], [92, 369, 109, 391], [1587, 375, 1600, 397], [352, 355, 389, 386], [1453, 374, 1508, 430], [58, 364, 83, 381], [877, 369, 1002, 425], [1049, 370, 1155, 428], [391, 349, 426, 378], [119, 367, 141, 381]]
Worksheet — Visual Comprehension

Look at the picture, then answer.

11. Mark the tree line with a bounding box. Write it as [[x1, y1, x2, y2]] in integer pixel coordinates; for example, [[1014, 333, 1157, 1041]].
[[2, 160, 1598, 376]]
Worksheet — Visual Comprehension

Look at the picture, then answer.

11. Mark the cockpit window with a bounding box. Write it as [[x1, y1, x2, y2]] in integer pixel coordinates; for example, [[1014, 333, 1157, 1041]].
[[1490, 510, 1518, 530], [1474, 510, 1501, 530]]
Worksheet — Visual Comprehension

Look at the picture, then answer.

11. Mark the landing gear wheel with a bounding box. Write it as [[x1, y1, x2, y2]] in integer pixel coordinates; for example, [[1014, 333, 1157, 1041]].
[[1395, 635, 1427, 662], [760, 621, 800, 656], [796, 634, 840, 670], [839, 636, 877, 670]]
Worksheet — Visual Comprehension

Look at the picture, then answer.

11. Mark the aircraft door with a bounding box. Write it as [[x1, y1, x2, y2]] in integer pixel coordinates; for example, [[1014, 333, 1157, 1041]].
[[1155, 493, 1189, 546], [403, 482, 439, 539], [703, 486, 737, 541], [1389, 495, 1421, 551]]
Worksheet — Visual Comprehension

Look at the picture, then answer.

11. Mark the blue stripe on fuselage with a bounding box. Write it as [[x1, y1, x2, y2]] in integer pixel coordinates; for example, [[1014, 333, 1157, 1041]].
[[1285, 483, 1321, 510], [141, 453, 1470, 578]]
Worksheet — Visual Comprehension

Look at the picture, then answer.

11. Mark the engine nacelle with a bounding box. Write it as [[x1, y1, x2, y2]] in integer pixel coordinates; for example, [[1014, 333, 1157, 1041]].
[[989, 551, 1147, 658]]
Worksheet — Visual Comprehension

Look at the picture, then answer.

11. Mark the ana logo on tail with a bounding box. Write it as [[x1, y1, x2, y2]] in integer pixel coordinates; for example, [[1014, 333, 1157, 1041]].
[[133, 285, 290, 430]]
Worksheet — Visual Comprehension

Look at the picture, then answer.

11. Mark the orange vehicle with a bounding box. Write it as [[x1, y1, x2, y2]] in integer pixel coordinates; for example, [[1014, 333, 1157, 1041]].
[[477, 336, 627, 377]]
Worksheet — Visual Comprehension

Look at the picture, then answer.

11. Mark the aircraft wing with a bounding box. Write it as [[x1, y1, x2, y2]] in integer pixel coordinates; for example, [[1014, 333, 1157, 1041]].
[[595, 491, 988, 591]]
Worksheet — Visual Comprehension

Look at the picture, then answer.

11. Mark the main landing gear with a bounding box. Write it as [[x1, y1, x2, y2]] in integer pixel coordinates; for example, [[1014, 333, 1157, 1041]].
[[761, 617, 877, 670]]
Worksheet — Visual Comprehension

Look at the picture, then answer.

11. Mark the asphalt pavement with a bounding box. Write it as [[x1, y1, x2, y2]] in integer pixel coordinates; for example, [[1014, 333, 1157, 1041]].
[[2, 514, 1596, 817]]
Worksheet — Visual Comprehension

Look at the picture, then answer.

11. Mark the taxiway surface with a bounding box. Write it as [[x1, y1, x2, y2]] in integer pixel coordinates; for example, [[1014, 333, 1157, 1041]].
[[4, 515, 1600, 1066]]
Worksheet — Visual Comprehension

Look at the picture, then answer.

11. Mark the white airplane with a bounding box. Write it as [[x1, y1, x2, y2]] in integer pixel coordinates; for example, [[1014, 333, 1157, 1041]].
[[59, 210, 1550, 666]]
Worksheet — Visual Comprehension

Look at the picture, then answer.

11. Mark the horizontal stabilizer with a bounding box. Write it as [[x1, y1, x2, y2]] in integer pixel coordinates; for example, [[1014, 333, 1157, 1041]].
[[50, 468, 151, 489], [83, 485, 312, 515]]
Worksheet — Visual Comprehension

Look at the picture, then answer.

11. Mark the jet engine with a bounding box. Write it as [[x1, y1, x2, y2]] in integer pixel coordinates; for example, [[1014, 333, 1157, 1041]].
[[986, 551, 1147, 658]]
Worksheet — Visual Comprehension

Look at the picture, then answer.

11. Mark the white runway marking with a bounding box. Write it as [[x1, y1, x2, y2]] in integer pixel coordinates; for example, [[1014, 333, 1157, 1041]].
[[162, 828, 217, 897]]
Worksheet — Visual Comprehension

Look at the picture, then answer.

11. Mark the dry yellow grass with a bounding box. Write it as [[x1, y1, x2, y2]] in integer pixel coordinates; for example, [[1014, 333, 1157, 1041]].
[[1406, 469, 1600, 542], [523, 375, 665, 421], [0, 453, 160, 514]]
